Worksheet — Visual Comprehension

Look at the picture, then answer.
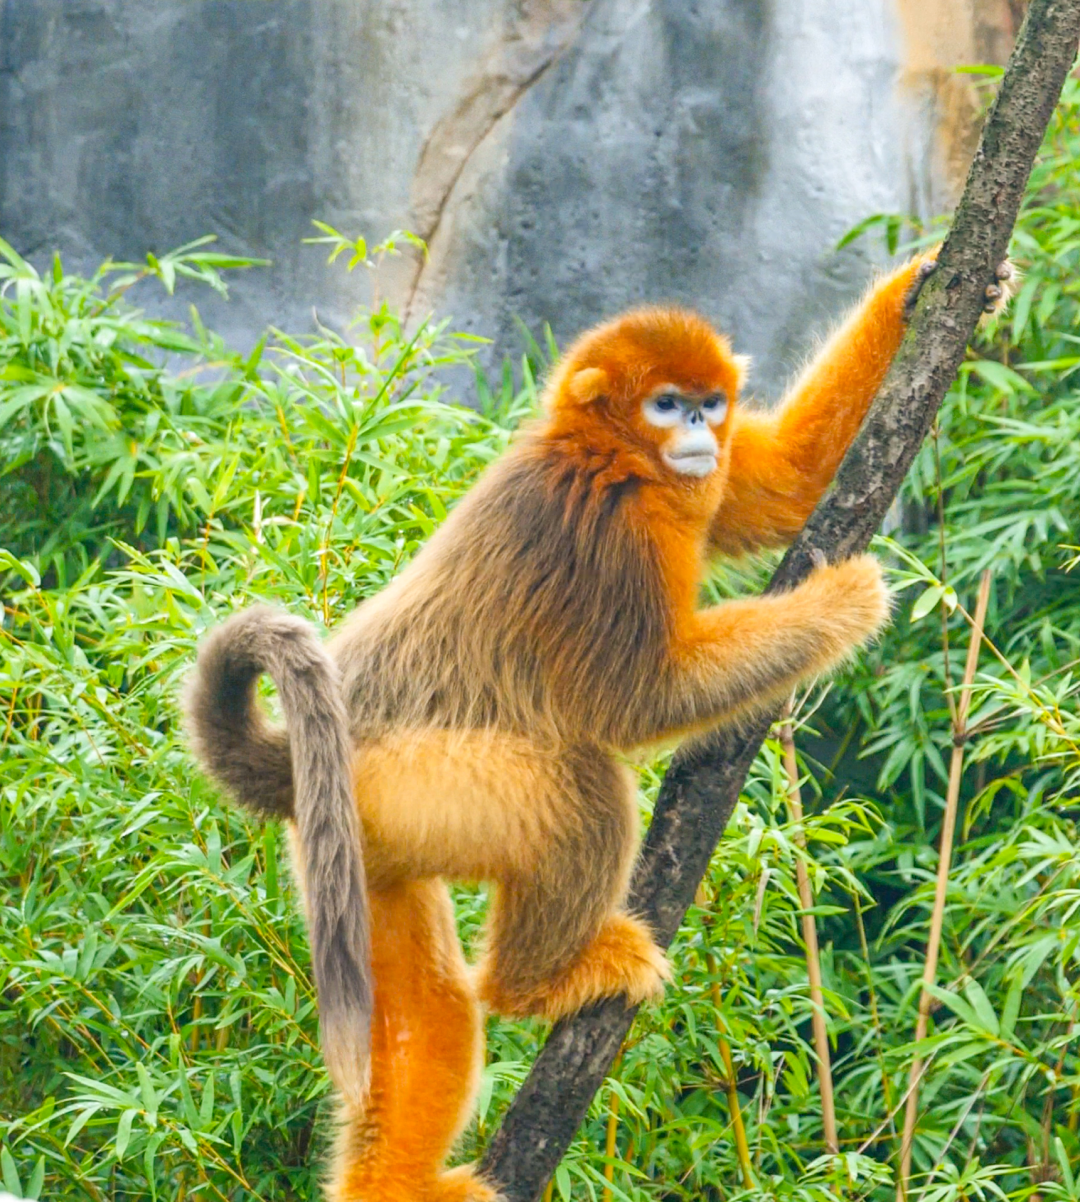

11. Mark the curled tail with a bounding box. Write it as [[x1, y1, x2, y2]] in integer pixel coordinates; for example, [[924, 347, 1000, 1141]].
[[184, 605, 372, 1102]]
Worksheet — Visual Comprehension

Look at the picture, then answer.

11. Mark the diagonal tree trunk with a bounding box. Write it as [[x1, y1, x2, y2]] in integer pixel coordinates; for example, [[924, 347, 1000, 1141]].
[[481, 2, 1080, 1197]]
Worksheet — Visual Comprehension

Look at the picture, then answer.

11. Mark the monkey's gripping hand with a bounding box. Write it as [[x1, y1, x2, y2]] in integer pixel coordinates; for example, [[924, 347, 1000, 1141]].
[[794, 553, 892, 660], [651, 554, 891, 741], [708, 250, 1014, 560], [904, 252, 1017, 320]]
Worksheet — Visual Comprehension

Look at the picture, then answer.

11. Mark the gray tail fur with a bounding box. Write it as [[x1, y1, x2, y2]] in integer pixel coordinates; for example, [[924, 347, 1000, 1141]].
[[184, 605, 372, 1102]]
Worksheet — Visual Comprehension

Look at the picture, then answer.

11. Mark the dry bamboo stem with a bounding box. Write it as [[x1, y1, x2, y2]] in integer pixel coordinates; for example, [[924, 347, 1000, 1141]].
[[706, 951, 756, 1187], [602, 1094, 619, 1201], [781, 715, 839, 1156], [602, 1055, 621, 1202], [896, 570, 992, 1199]]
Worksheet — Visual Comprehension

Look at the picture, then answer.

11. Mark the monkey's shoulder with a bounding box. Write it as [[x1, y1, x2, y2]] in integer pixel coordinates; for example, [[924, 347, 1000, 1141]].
[[441, 444, 663, 591]]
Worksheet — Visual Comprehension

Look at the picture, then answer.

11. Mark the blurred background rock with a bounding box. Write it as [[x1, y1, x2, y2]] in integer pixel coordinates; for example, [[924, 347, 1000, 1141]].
[[0, 0, 1025, 397]]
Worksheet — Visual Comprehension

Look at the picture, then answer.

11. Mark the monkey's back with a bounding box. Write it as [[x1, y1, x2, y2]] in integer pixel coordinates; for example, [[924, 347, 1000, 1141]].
[[330, 437, 672, 748]]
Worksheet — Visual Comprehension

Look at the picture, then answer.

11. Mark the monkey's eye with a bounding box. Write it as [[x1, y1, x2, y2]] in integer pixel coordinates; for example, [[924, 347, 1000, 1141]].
[[643, 394, 685, 427], [701, 394, 729, 425]]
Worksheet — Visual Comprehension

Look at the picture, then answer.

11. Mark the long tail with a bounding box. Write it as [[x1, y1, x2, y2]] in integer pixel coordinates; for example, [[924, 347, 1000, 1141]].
[[184, 604, 372, 1102]]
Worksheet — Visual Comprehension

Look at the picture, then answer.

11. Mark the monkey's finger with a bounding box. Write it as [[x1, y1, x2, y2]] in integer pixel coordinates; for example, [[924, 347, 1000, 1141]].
[[808, 547, 828, 570], [903, 259, 939, 317], [980, 257, 1017, 318]]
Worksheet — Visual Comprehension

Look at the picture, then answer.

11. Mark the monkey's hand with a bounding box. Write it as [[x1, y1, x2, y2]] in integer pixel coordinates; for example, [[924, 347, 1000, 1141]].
[[981, 258, 1017, 317], [627, 555, 890, 742], [795, 553, 891, 656], [903, 250, 1016, 321]]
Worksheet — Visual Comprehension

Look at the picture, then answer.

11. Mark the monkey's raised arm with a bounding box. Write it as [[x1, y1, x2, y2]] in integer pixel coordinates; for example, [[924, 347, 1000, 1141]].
[[707, 253, 936, 558]]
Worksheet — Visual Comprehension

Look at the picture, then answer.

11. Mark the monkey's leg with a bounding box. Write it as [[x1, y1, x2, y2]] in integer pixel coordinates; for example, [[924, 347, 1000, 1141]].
[[328, 879, 498, 1202], [475, 747, 668, 1023]]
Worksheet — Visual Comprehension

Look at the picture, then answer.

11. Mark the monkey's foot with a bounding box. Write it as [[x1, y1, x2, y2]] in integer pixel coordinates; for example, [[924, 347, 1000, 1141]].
[[433, 1165, 503, 1202], [330, 1165, 500, 1202], [478, 914, 670, 1022]]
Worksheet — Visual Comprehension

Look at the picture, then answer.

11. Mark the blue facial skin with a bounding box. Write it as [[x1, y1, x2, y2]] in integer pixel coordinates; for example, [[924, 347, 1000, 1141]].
[[643, 391, 728, 477]]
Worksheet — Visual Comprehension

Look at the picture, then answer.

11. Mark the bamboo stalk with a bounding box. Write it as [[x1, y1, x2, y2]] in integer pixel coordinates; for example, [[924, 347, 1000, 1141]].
[[706, 951, 756, 1187], [781, 714, 839, 1155], [602, 1087, 619, 1202], [601, 1052, 622, 1202], [897, 569, 992, 1200], [854, 892, 897, 1121], [190, 991, 202, 1053]]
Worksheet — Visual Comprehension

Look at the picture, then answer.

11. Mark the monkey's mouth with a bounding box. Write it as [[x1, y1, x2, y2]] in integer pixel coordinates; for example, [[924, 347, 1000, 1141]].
[[663, 451, 717, 478]]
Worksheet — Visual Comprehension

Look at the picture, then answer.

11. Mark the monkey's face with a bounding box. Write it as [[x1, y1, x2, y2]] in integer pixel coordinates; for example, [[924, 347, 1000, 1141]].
[[545, 307, 745, 484], [639, 388, 728, 478]]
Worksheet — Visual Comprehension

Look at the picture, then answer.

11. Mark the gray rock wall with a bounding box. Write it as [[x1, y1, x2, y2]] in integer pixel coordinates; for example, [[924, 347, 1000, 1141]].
[[0, 0, 1016, 399], [0, 0, 505, 351], [412, 0, 909, 395]]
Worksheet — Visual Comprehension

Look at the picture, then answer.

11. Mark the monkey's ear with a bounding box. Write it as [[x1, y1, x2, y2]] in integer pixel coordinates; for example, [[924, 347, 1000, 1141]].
[[567, 367, 609, 405], [731, 354, 752, 393]]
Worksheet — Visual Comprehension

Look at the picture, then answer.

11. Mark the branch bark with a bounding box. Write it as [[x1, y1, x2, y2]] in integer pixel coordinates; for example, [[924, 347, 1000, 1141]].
[[481, 3, 1080, 1197]]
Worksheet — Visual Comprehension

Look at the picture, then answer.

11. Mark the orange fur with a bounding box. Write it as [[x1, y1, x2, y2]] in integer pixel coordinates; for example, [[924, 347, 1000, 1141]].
[[477, 912, 670, 1021], [327, 880, 495, 1202], [185, 251, 1001, 1196], [709, 252, 936, 554]]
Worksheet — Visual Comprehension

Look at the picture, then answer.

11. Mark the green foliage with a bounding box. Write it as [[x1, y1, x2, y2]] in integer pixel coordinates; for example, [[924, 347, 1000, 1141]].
[[3, 80, 1080, 1202], [0, 236, 266, 582], [0, 245, 528, 1200]]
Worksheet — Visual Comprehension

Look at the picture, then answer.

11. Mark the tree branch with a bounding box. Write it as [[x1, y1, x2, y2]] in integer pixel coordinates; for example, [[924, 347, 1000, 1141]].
[[481, 3, 1080, 1197]]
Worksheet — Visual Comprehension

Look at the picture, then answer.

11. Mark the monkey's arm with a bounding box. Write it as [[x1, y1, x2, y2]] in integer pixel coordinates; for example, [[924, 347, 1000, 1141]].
[[708, 253, 936, 557], [624, 555, 888, 746]]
